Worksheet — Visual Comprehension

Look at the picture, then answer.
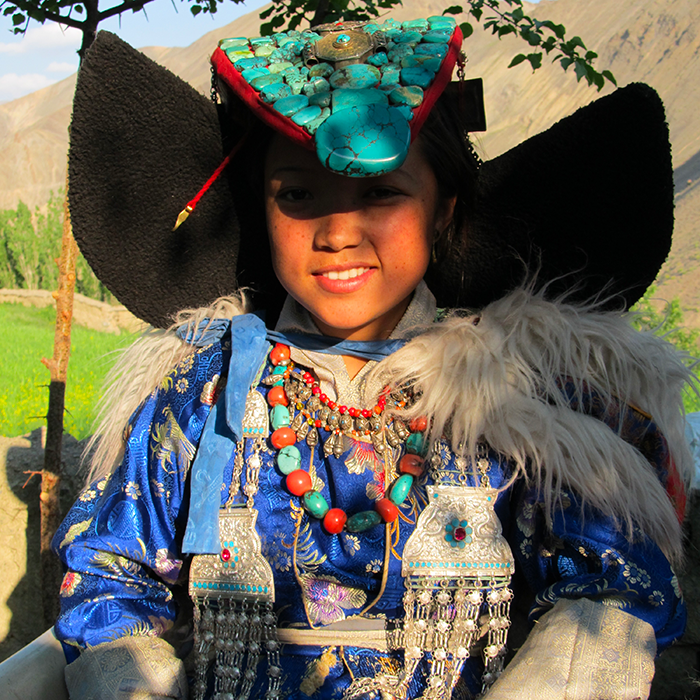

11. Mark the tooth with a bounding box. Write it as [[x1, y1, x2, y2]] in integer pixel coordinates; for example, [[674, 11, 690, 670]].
[[328, 271, 339, 280], [338, 270, 350, 280], [348, 269, 358, 278]]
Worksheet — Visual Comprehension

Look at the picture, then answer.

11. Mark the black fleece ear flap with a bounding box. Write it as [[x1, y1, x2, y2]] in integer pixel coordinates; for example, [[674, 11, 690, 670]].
[[436, 82, 673, 310], [69, 31, 246, 328]]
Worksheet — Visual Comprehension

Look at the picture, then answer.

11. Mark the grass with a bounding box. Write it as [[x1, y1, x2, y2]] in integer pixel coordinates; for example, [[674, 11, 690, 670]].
[[0, 303, 134, 440]]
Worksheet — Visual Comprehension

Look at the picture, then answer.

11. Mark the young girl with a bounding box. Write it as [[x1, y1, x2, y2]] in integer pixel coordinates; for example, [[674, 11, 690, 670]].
[[53, 19, 691, 700]]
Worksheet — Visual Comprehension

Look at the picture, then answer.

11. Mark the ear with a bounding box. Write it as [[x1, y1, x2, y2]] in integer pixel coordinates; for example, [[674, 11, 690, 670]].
[[436, 194, 458, 235]]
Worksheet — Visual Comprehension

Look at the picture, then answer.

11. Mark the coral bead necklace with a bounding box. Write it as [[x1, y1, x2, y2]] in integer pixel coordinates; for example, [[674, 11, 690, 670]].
[[265, 343, 428, 534]]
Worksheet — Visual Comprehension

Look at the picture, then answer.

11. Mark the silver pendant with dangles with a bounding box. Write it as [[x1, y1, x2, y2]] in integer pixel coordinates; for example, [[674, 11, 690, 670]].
[[189, 385, 282, 700]]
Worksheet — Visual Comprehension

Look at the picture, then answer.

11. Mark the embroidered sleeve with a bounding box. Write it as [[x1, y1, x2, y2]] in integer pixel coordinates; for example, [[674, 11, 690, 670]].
[[52, 342, 225, 655]]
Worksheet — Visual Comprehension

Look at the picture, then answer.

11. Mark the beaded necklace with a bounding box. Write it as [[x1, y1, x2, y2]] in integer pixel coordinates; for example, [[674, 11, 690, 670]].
[[264, 343, 428, 533]]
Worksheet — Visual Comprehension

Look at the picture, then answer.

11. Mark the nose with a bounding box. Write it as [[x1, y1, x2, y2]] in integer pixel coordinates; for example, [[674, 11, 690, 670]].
[[313, 211, 364, 252]]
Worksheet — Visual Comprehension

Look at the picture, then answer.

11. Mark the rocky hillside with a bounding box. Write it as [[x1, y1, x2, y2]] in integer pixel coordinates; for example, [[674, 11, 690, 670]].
[[1, 0, 699, 323]]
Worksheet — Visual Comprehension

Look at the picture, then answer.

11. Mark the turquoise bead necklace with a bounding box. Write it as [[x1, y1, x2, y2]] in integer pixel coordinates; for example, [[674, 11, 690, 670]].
[[264, 343, 428, 534]]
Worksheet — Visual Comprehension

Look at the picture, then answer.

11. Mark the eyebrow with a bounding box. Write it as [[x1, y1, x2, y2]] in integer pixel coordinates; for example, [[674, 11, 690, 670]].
[[269, 166, 313, 178]]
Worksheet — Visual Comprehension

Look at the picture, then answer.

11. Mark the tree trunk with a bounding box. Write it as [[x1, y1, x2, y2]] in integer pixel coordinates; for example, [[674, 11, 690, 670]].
[[40, 182, 79, 628]]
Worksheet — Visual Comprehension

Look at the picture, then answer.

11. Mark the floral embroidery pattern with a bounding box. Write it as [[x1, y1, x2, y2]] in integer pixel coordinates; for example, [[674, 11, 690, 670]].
[[623, 563, 651, 589], [648, 590, 664, 607], [299, 574, 367, 625], [79, 488, 97, 502], [60, 572, 82, 597], [345, 441, 383, 476], [366, 559, 382, 574], [175, 377, 189, 394], [342, 533, 361, 557], [125, 481, 141, 500]]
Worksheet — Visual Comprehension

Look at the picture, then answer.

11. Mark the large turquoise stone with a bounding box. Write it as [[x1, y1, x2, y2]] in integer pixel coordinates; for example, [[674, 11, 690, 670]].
[[314, 103, 410, 177], [403, 18, 429, 30], [428, 15, 456, 29], [364, 23, 380, 34], [303, 490, 330, 518], [415, 43, 449, 58], [380, 17, 400, 28], [332, 88, 387, 113], [251, 73, 284, 90], [277, 445, 301, 475], [308, 92, 331, 108], [273, 93, 309, 117], [241, 67, 270, 83], [346, 510, 382, 532], [406, 432, 426, 455], [329, 64, 381, 89], [389, 85, 423, 108], [301, 30, 321, 41], [303, 77, 330, 96], [395, 105, 414, 121], [309, 62, 334, 78], [396, 30, 423, 44], [220, 37, 248, 49], [401, 55, 441, 72], [303, 107, 331, 134], [390, 474, 414, 505], [268, 61, 294, 74], [226, 48, 253, 61], [368, 52, 389, 67], [292, 105, 322, 126], [254, 45, 276, 58], [234, 57, 268, 71], [260, 82, 292, 103], [400, 66, 435, 89], [271, 404, 291, 429], [423, 29, 453, 43], [250, 36, 275, 46]]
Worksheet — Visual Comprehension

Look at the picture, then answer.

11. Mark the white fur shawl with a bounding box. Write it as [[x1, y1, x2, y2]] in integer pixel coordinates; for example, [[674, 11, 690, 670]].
[[86, 288, 694, 563]]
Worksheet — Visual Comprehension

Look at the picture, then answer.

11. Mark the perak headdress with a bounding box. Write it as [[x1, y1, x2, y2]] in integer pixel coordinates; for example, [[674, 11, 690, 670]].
[[67, 23, 673, 328]]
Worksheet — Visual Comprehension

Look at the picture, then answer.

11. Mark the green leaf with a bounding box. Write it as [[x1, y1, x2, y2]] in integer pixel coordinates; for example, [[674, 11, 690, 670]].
[[12, 10, 23, 24], [442, 5, 463, 15], [460, 21, 473, 38], [527, 52, 542, 70], [498, 24, 516, 37], [541, 20, 565, 39], [259, 5, 274, 18], [585, 50, 598, 61], [520, 27, 541, 46], [511, 6, 523, 21], [602, 69, 617, 86], [190, 5, 201, 15], [560, 56, 574, 70], [568, 35, 586, 50], [470, 6, 482, 21], [574, 59, 587, 82], [508, 53, 527, 68], [541, 36, 556, 53]]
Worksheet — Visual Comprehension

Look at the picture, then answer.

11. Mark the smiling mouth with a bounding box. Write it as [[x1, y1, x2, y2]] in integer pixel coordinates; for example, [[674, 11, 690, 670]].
[[320, 267, 371, 280]]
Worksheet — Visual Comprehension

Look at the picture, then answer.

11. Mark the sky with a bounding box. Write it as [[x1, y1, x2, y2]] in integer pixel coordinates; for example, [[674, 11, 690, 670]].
[[0, 0, 542, 104]]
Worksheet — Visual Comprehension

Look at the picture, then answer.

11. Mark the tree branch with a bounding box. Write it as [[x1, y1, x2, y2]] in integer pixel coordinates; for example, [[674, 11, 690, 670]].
[[98, 0, 151, 21], [4, 0, 86, 30]]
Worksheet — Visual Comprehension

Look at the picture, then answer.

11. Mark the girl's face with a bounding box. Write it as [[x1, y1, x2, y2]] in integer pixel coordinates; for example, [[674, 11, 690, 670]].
[[264, 134, 456, 341]]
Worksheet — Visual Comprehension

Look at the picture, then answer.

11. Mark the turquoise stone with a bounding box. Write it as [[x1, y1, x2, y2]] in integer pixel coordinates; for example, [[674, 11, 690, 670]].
[[380, 65, 401, 85], [303, 107, 331, 134], [380, 17, 400, 28], [219, 37, 248, 49], [384, 28, 403, 41], [329, 64, 381, 89], [401, 55, 441, 72], [303, 490, 330, 518], [428, 15, 456, 28], [226, 48, 253, 61], [415, 43, 449, 58], [395, 105, 414, 121], [388, 45, 414, 63], [260, 82, 292, 103], [400, 67, 435, 89], [309, 62, 334, 78], [332, 88, 387, 113], [301, 30, 321, 41], [314, 103, 410, 176], [363, 23, 380, 34], [272, 365, 286, 375], [367, 52, 389, 67], [346, 510, 382, 532], [250, 36, 275, 46], [303, 77, 330, 96], [308, 91, 331, 108], [251, 73, 283, 90], [292, 105, 322, 125], [234, 57, 268, 71], [271, 404, 291, 429], [241, 67, 270, 83], [390, 474, 414, 505], [403, 18, 429, 30], [277, 445, 301, 475], [268, 61, 294, 74], [406, 432, 426, 455], [396, 30, 422, 44], [278, 35, 296, 46], [254, 45, 276, 58], [423, 29, 453, 43], [270, 47, 294, 62], [285, 75, 306, 96], [389, 85, 423, 108], [273, 93, 309, 117]]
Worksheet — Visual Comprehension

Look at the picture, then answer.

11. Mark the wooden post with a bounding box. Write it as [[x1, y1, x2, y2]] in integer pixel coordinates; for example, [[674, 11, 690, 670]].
[[40, 186, 79, 628]]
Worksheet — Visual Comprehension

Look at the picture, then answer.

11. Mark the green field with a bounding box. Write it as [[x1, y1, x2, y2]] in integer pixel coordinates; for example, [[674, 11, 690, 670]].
[[0, 303, 134, 439]]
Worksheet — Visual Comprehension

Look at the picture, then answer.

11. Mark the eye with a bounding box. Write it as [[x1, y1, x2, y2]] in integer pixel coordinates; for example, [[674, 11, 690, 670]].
[[365, 186, 402, 200], [279, 188, 312, 202]]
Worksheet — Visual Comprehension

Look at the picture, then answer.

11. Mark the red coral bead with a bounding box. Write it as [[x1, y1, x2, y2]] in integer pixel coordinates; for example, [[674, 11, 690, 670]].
[[286, 469, 313, 496], [375, 498, 399, 522], [320, 393, 328, 403], [328, 401, 337, 410], [314, 419, 322, 428], [271, 427, 296, 449], [267, 386, 288, 407], [220, 548, 231, 562], [409, 416, 428, 433], [323, 508, 347, 534], [270, 344, 290, 366], [361, 409, 371, 418], [338, 406, 347, 414], [399, 453, 425, 477], [312, 385, 320, 395], [349, 407, 358, 418]]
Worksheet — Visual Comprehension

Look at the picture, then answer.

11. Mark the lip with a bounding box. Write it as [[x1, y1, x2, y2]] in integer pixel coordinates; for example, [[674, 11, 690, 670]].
[[312, 265, 376, 294]]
